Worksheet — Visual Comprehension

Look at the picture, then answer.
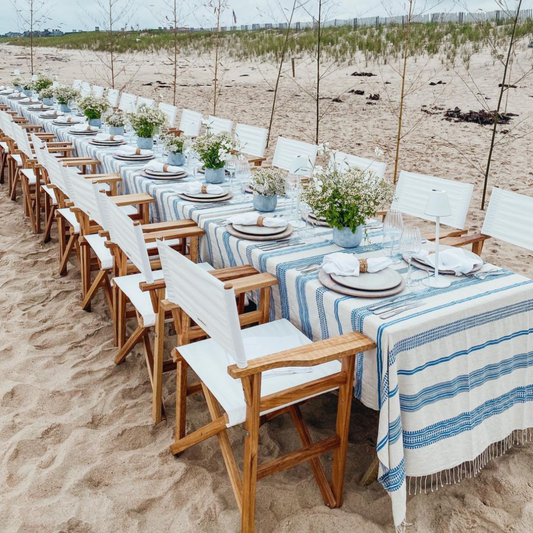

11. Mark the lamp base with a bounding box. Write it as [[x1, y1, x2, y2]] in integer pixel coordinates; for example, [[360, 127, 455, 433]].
[[424, 275, 451, 289]]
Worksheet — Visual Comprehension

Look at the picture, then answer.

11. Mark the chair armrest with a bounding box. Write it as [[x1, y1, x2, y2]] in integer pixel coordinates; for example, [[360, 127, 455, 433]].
[[45, 142, 72, 147], [87, 175, 122, 185], [140, 279, 166, 292], [227, 331, 376, 379], [423, 229, 466, 241], [20, 124, 42, 131], [247, 156, 266, 166], [223, 273, 278, 295], [48, 147, 76, 154], [110, 193, 154, 207], [210, 265, 259, 281], [142, 226, 205, 242], [440, 233, 491, 248], [84, 172, 120, 179], [35, 133, 56, 140], [141, 220, 196, 232]]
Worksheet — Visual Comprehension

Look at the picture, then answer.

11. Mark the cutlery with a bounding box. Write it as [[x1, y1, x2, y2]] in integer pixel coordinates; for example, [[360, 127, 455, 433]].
[[296, 263, 321, 272], [260, 241, 306, 252], [374, 299, 425, 316], [256, 238, 301, 249], [367, 293, 417, 312], [475, 270, 505, 280], [379, 302, 424, 320]]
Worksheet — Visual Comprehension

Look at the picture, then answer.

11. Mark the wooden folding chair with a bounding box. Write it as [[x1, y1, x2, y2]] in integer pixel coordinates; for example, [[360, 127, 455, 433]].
[[205, 115, 233, 134], [328, 150, 387, 178], [157, 241, 376, 533], [234, 123, 268, 167]]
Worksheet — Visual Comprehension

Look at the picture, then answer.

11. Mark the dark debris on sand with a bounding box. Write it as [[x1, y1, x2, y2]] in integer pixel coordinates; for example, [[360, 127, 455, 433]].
[[444, 107, 517, 126], [351, 71, 376, 77]]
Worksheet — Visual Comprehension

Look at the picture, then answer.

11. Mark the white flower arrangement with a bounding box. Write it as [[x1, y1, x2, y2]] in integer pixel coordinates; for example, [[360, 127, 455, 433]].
[[127, 104, 167, 138], [54, 85, 80, 104], [77, 96, 109, 120], [250, 167, 286, 197], [301, 163, 395, 233], [192, 131, 237, 169], [160, 132, 187, 153], [104, 109, 127, 128], [39, 86, 55, 99], [33, 75, 54, 93]]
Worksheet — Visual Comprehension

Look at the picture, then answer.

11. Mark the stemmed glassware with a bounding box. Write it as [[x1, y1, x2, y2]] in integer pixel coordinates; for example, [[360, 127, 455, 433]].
[[383, 210, 404, 264], [400, 227, 423, 287], [285, 173, 298, 221], [225, 154, 238, 192], [235, 156, 251, 199]]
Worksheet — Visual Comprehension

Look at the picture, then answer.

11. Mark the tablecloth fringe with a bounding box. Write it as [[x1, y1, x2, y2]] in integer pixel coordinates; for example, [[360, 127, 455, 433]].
[[407, 428, 533, 496]]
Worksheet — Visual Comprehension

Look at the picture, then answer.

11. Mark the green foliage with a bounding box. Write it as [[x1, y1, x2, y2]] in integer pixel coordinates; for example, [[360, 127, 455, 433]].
[[78, 96, 109, 120], [33, 75, 53, 93], [127, 104, 167, 138]]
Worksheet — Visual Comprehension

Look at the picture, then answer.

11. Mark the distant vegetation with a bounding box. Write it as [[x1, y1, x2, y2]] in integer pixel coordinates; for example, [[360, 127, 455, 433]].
[[1, 19, 533, 65]]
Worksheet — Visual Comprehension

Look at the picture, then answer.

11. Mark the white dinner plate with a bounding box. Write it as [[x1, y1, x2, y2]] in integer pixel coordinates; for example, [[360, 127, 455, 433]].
[[144, 169, 186, 178], [181, 191, 228, 200], [113, 154, 155, 162], [331, 268, 403, 291], [232, 223, 288, 236]]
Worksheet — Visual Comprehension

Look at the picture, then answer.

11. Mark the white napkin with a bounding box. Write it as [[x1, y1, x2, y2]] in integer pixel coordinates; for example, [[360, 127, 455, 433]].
[[42, 110, 63, 117], [95, 133, 125, 142], [0, 89, 13, 94], [30, 103, 48, 109], [20, 97, 39, 103], [56, 116, 85, 124], [70, 124, 98, 132], [116, 146, 153, 157], [144, 161, 184, 173], [225, 212, 288, 228], [322, 253, 392, 276], [175, 183, 224, 195], [241, 336, 313, 378], [414, 248, 482, 276]]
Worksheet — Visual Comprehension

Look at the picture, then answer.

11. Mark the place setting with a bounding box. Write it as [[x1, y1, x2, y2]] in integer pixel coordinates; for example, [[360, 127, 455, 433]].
[[224, 212, 292, 241], [140, 160, 188, 180], [175, 182, 233, 203], [68, 123, 100, 136], [19, 97, 41, 106], [40, 109, 64, 119], [28, 103, 52, 111], [89, 133, 127, 148], [53, 116, 85, 126], [113, 145, 156, 162], [8, 92, 25, 100]]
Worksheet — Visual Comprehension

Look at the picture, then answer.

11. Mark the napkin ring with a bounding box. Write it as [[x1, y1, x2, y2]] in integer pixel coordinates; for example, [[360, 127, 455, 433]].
[[163, 164, 169, 172], [87, 126, 92, 131], [110, 135, 115, 141], [359, 259, 368, 273], [257, 216, 265, 227], [135, 148, 142, 155], [201, 185, 208, 194]]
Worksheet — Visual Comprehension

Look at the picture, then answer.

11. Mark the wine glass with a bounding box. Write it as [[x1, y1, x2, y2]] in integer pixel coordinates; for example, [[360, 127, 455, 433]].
[[225, 154, 238, 192], [401, 227, 423, 288], [285, 173, 298, 221], [383, 210, 404, 264], [299, 201, 315, 240], [235, 157, 251, 199]]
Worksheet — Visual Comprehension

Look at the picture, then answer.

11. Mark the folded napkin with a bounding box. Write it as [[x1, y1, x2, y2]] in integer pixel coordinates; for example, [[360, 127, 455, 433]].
[[242, 336, 312, 378], [144, 161, 184, 173], [95, 133, 125, 142], [175, 183, 224, 195], [42, 110, 63, 117], [225, 212, 288, 228], [29, 103, 48, 109], [322, 253, 392, 277], [116, 146, 153, 157], [70, 124, 98, 132], [56, 116, 85, 124], [20, 97, 39, 103], [414, 248, 482, 276], [0, 89, 13, 94]]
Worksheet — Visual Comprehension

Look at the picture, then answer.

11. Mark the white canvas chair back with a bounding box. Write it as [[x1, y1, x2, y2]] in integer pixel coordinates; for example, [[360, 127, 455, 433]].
[[482, 188, 533, 251], [42, 148, 70, 197], [392, 170, 473, 229], [206, 115, 233, 135], [158, 102, 178, 128], [234, 123, 267, 158], [136, 96, 155, 109], [106, 88, 120, 108], [0, 111, 14, 140], [72, 79, 82, 90], [179, 109, 202, 137], [158, 241, 247, 368], [272, 136, 318, 176], [63, 166, 105, 227], [30, 133, 47, 169], [80, 81, 92, 98], [329, 150, 387, 179], [118, 92, 137, 112], [92, 85, 105, 98], [12, 123, 33, 159], [102, 193, 154, 283]]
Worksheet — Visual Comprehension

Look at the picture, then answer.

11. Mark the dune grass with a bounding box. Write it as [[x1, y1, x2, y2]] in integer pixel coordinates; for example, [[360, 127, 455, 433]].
[[1, 19, 532, 64]]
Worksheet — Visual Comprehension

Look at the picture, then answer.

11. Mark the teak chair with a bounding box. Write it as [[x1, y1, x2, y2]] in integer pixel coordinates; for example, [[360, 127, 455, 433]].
[[157, 242, 376, 533], [106, 88, 120, 109], [234, 123, 268, 167], [80, 81, 92, 98], [442, 187, 533, 256], [118, 92, 138, 112], [72, 79, 83, 90], [271, 136, 318, 177], [329, 150, 387, 179], [136, 97, 155, 110], [178, 109, 203, 137], [92, 85, 105, 98]]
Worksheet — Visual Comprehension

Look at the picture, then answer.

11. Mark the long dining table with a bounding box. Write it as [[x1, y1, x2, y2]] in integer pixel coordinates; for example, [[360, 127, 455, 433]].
[[4, 93, 533, 530]]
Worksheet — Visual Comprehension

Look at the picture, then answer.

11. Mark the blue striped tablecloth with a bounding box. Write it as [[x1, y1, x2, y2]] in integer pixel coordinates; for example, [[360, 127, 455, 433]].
[[4, 94, 533, 531]]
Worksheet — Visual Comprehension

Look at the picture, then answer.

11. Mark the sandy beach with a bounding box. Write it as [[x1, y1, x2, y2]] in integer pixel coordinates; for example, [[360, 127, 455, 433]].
[[1, 42, 533, 532]]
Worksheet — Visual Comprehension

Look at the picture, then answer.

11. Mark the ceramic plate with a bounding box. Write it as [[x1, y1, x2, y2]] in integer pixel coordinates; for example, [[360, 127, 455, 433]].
[[232, 223, 288, 236], [198, 167, 231, 175], [89, 140, 126, 147], [113, 154, 155, 162], [181, 190, 228, 199], [331, 268, 402, 291], [319, 270, 406, 299], [407, 247, 483, 275], [28, 106, 50, 111], [140, 172, 187, 181], [178, 192, 233, 203], [226, 223, 293, 241], [144, 169, 186, 177], [69, 130, 98, 135]]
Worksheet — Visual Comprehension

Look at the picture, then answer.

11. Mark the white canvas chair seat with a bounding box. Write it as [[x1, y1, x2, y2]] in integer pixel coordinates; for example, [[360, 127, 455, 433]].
[[57, 207, 80, 234], [11, 154, 22, 167], [392, 170, 474, 229], [85, 233, 114, 270], [42, 184, 57, 205], [20, 168, 37, 185], [114, 263, 213, 327], [178, 318, 342, 427], [0, 141, 8, 152]]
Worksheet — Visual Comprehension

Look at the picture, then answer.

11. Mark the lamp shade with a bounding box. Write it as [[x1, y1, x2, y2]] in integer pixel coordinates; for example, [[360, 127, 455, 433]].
[[425, 189, 452, 218], [289, 155, 311, 175]]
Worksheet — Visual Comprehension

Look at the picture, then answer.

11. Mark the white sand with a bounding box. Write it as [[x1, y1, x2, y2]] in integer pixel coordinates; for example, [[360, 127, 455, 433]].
[[1, 43, 533, 532]]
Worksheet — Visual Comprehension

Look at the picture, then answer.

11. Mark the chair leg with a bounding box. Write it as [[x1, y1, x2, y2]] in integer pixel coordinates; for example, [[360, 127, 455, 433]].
[[142, 335, 166, 420], [331, 355, 356, 507], [21, 177, 37, 233], [241, 374, 261, 533], [58, 231, 76, 276], [152, 309, 166, 424], [114, 323, 147, 365], [80, 242, 92, 309], [0, 152, 5, 184], [116, 288, 127, 349], [43, 203, 56, 244], [103, 272, 113, 316], [9, 167, 19, 201], [174, 355, 189, 441], [81, 269, 107, 311]]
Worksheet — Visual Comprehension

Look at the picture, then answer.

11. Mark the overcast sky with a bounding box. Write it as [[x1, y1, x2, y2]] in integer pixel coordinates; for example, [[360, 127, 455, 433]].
[[0, 1, 517, 35]]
